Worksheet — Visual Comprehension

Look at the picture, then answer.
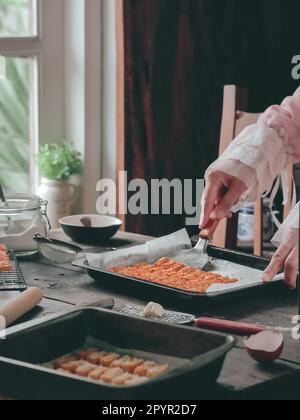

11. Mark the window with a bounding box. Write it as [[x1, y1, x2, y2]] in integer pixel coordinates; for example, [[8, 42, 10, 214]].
[[0, 0, 64, 195], [0, 0, 113, 212], [0, 0, 39, 193], [0, 0, 37, 37], [0, 56, 35, 192]]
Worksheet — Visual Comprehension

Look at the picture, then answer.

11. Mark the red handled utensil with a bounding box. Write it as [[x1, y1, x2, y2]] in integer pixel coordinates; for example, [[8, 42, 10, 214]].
[[195, 317, 267, 336]]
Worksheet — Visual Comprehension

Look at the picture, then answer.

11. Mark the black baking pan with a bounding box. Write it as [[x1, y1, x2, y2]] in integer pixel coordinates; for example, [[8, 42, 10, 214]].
[[75, 246, 285, 311], [0, 308, 234, 400]]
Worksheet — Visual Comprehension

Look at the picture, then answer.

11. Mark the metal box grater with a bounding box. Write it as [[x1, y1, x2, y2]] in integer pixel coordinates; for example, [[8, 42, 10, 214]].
[[113, 304, 195, 324]]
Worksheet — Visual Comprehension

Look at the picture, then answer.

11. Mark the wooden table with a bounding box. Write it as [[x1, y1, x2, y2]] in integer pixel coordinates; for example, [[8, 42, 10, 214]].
[[1, 231, 300, 400]]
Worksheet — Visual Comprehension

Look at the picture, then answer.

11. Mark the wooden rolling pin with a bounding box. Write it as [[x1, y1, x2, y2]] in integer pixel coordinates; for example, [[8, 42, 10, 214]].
[[0, 288, 43, 328]]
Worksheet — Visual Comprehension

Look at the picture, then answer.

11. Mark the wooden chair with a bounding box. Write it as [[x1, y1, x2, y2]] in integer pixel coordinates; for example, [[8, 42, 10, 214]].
[[213, 85, 294, 256]]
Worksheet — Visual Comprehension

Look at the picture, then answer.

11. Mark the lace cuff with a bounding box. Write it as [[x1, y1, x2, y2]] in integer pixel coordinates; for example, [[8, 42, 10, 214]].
[[207, 159, 258, 203], [207, 124, 289, 204], [272, 203, 299, 248]]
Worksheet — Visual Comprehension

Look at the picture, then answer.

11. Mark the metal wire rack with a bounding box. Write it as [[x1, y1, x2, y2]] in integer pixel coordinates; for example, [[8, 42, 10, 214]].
[[0, 251, 27, 291]]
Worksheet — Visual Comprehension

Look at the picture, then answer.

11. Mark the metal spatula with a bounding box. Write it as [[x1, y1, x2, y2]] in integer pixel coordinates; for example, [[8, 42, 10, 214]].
[[176, 219, 220, 269]]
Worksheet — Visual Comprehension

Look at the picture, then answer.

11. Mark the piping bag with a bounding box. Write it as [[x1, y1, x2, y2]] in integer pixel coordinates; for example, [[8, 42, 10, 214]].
[[0, 287, 43, 328]]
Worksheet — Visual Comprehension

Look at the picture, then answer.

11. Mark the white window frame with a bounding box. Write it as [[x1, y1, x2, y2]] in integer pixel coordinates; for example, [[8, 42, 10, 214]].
[[0, 0, 66, 194], [64, 0, 116, 213], [0, 0, 117, 213]]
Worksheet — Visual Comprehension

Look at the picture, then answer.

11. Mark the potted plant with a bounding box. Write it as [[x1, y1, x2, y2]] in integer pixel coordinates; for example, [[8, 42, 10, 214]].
[[37, 142, 83, 228]]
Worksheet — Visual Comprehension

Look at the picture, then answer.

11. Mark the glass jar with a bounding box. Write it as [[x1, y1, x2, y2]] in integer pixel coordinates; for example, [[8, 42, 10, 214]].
[[238, 199, 276, 246], [0, 194, 49, 256]]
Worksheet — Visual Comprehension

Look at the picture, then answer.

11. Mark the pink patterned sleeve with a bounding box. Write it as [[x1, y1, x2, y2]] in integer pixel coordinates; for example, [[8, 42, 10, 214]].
[[206, 87, 300, 204], [206, 87, 300, 248], [258, 86, 300, 164], [272, 202, 299, 249]]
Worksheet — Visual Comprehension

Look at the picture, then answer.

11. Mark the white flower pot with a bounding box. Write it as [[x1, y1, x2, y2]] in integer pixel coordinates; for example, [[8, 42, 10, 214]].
[[37, 178, 77, 229]]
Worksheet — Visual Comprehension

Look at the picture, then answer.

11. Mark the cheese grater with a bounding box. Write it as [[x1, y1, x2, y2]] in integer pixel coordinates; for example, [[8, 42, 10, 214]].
[[113, 304, 195, 325]]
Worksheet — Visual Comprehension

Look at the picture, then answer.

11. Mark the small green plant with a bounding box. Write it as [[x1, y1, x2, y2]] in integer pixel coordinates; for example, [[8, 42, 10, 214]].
[[37, 142, 83, 182]]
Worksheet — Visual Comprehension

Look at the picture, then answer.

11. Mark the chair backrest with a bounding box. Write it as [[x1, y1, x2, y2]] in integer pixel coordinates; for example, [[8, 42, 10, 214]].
[[213, 85, 294, 256]]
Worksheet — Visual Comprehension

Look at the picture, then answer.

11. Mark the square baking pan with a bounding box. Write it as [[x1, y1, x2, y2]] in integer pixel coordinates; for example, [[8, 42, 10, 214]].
[[0, 308, 234, 400], [73, 246, 284, 310]]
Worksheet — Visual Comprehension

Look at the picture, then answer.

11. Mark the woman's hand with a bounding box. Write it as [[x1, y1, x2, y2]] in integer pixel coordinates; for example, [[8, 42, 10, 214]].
[[199, 170, 247, 228], [263, 244, 298, 290]]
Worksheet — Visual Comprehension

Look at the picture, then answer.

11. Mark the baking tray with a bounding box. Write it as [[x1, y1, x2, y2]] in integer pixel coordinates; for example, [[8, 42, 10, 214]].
[[0, 251, 27, 291], [0, 308, 234, 400], [73, 245, 284, 310]]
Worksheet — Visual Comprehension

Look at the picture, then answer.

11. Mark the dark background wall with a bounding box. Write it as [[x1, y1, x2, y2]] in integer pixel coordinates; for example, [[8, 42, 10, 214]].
[[122, 0, 300, 236]]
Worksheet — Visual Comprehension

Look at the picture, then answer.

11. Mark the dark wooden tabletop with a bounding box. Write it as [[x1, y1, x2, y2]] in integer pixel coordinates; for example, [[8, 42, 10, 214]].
[[1, 230, 300, 400]]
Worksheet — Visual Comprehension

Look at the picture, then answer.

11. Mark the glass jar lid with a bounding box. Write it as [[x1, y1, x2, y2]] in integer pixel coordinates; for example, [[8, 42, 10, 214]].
[[0, 193, 44, 213]]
